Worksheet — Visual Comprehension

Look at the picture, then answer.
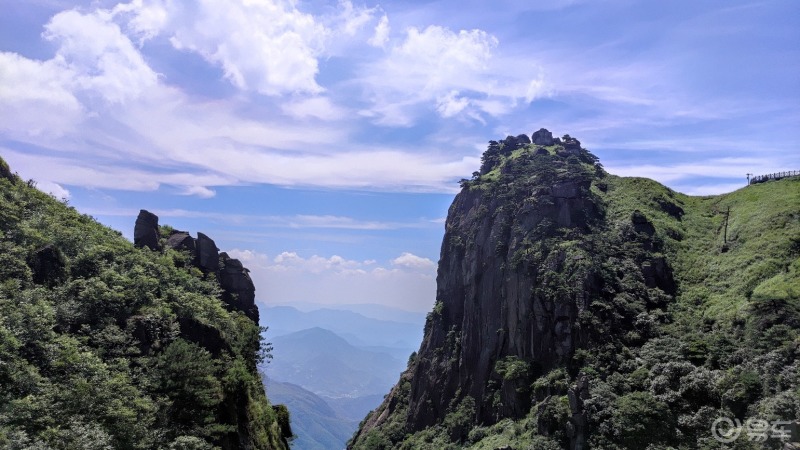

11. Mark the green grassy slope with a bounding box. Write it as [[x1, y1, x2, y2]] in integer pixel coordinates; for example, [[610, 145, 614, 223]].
[[0, 157, 290, 449]]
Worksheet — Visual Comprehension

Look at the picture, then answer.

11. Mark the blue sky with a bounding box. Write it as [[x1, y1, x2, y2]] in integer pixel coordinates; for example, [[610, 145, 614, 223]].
[[1, 0, 798, 312]]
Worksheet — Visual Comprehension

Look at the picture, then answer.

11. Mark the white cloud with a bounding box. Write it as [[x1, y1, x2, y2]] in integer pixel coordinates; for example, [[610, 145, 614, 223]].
[[232, 249, 436, 311], [45, 9, 159, 103], [336, 0, 376, 36], [392, 252, 435, 270], [281, 96, 346, 120], [178, 185, 216, 198], [227, 248, 269, 264], [368, 14, 390, 47], [0, 52, 83, 137], [436, 90, 470, 118], [271, 251, 366, 274], [124, 0, 327, 95], [357, 25, 548, 123], [0, 7, 159, 138], [36, 181, 71, 199]]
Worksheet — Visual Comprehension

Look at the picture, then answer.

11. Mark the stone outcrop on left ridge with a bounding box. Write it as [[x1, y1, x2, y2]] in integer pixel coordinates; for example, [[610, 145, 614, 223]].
[[134, 211, 259, 323]]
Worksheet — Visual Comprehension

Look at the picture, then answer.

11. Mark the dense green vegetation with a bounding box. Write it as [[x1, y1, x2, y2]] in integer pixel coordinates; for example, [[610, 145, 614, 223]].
[[350, 136, 799, 449], [0, 157, 289, 449]]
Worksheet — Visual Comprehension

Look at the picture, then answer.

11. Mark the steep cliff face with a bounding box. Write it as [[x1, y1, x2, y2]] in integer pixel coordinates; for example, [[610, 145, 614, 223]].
[[350, 131, 800, 449]]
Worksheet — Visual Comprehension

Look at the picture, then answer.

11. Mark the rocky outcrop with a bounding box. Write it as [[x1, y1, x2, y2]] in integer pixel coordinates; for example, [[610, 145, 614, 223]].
[[219, 252, 259, 322], [195, 232, 219, 273], [531, 128, 555, 146], [166, 230, 195, 252], [566, 375, 590, 450], [351, 131, 678, 450], [27, 244, 67, 286], [132, 212, 260, 323], [134, 210, 160, 251], [502, 134, 529, 150], [178, 317, 232, 356], [0, 156, 14, 182]]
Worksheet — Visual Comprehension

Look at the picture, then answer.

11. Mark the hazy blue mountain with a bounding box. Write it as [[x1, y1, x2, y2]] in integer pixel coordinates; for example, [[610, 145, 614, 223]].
[[264, 377, 358, 450], [264, 327, 406, 398], [321, 394, 386, 422], [263, 306, 423, 350], [264, 302, 427, 326]]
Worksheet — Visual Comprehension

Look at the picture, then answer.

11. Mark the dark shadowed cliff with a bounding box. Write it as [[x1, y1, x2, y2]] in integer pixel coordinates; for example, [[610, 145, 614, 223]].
[[349, 130, 800, 449], [0, 157, 291, 449]]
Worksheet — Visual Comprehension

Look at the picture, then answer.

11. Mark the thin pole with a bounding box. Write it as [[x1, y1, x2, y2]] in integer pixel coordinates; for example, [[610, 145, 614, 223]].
[[723, 206, 730, 244]]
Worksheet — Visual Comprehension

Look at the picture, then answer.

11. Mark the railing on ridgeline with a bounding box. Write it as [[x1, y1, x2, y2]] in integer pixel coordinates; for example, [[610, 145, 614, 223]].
[[749, 170, 800, 185]]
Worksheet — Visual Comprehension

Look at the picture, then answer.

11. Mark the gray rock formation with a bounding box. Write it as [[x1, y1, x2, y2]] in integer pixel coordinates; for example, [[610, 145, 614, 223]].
[[195, 232, 219, 273], [0, 156, 14, 182], [178, 317, 232, 357], [562, 136, 582, 153], [27, 244, 67, 286], [134, 210, 160, 251], [531, 128, 555, 146], [566, 375, 589, 450], [165, 230, 196, 252], [219, 252, 259, 322], [132, 216, 262, 323], [351, 132, 677, 450]]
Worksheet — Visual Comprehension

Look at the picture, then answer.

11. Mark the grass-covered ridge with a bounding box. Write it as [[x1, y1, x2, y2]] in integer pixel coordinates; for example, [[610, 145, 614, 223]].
[[350, 135, 799, 450], [0, 157, 290, 449]]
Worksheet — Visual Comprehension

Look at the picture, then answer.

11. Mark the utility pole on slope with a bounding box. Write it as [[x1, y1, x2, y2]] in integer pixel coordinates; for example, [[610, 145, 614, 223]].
[[723, 206, 730, 244]]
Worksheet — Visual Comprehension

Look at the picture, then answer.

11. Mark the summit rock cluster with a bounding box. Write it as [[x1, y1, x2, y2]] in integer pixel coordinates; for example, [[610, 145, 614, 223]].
[[133, 209, 259, 323]]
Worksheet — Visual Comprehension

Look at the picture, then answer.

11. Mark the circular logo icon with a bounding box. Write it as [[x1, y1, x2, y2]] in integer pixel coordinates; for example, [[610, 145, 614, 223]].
[[711, 417, 742, 443]]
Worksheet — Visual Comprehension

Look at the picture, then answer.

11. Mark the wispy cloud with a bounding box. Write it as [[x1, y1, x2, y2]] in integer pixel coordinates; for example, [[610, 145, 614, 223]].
[[78, 206, 443, 231]]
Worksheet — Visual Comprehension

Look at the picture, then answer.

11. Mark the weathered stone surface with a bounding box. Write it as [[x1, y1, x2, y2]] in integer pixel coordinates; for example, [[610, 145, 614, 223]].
[[551, 180, 582, 199], [195, 232, 219, 273], [352, 132, 680, 450], [134, 210, 160, 250], [397, 169, 601, 431], [0, 156, 14, 182], [562, 136, 582, 153], [166, 230, 195, 252], [631, 210, 656, 236], [27, 244, 67, 286], [178, 317, 231, 357], [567, 375, 590, 450], [503, 134, 532, 151], [642, 256, 676, 295], [535, 147, 549, 156], [219, 252, 259, 322], [531, 128, 554, 146]]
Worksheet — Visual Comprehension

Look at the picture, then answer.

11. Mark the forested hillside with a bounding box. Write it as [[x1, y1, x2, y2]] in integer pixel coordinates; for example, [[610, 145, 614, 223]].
[[350, 130, 800, 449], [0, 157, 290, 449]]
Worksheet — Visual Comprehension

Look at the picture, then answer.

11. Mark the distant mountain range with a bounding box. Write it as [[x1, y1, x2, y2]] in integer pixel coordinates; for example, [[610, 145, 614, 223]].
[[265, 327, 406, 398], [258, 305, 424, 449], [263, 305, 424, 351], [265, 302, 428, 324], [263, 378, 359, 450]]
